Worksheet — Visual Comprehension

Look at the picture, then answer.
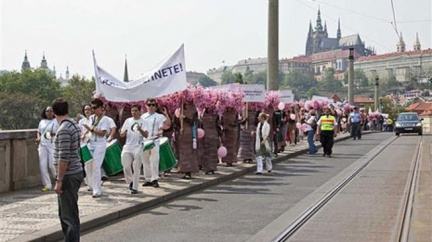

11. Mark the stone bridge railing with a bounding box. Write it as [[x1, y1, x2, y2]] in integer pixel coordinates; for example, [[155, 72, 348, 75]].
[[0, 129, 40, 193]]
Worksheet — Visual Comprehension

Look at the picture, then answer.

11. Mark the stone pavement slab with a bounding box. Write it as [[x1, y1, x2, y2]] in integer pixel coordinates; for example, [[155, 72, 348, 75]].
[[2, 133, 355, 242]]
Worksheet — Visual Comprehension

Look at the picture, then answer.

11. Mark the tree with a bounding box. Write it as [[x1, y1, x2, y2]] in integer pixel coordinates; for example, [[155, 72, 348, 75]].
[[306, 86, 320, 99], [252, 71, 267, 86], [319, 68, 342, 92], [61, 75, 95, 116], [234, 73, 244, 84], [243, 66, 254, 84], [198, 75, 217, 87], [0, 93, 43, 129], [284, 71, 315, 92], [221, 71, 236, 84]]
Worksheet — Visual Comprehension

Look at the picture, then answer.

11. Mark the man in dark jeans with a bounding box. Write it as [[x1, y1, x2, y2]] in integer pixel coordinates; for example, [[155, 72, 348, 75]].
[[348, 107, 362, 140], [53, 98, 84, 242]]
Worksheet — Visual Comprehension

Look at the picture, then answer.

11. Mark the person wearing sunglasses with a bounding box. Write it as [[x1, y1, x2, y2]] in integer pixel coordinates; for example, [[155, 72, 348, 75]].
[[82, 98, 111, 198], [141, 98, 170, 188], [36, 106, 59, 192]]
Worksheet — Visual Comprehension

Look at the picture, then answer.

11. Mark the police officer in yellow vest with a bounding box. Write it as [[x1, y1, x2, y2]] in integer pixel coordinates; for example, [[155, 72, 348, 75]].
[[316, 107, 338, 157]]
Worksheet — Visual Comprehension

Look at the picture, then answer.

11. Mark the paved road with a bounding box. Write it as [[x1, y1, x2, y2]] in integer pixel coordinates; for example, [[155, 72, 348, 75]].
[[82, 133, 397, 242], [288, 134, 427, 241]]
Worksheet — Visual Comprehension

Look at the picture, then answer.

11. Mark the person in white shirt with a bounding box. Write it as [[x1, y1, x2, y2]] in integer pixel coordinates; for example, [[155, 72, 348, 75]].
[[36, 106, 59, 192], [82, 98, 111, 198], [141, 98, 170, 188], [253, 112, 272, 174], [305, 110, 318, 155], [100, 113, 118, 181], [120, 104, 148, 194]]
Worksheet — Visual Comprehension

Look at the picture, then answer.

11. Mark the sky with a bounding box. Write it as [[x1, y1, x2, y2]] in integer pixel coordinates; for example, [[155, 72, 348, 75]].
[[1, 0, 431, 80]]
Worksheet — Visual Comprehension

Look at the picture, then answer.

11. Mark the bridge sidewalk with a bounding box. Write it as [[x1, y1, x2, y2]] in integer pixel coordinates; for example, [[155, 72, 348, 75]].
[[2, 132, 353, 242]]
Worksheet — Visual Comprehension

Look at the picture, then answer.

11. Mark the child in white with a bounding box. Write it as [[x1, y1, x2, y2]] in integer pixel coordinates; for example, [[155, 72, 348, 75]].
[[141, 100, 166, 187], [120, 105, 148, 193], [82, 100, 111, 197], [36, 107, 59, 191], [254, 112, 273, 174]]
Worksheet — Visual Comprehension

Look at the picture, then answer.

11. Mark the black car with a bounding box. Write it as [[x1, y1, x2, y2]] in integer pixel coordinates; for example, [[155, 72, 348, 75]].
[[394, 112, 423, 136]]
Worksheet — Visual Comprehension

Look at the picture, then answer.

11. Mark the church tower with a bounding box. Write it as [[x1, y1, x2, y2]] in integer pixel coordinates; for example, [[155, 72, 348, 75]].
[[21, 51, 31, 71], [413, 33, 421, 51], [305, 21, 313, 55], [40, 53, 48, 69], [397, 33, 406, 52], [337, 18, 341, 39], [65, 66, 70, 80], [123, 56, 129, 82]]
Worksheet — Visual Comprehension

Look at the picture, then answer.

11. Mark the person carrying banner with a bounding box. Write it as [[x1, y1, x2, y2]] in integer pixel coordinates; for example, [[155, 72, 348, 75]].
[[316, 107, 338, 158], [120, 104, 148, 194], [141, 98, 170, 187], [82, 98, 111, 198]]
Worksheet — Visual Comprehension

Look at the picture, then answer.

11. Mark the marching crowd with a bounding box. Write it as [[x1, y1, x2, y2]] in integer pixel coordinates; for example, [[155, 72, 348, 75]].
[[37, 95, 392, 241]]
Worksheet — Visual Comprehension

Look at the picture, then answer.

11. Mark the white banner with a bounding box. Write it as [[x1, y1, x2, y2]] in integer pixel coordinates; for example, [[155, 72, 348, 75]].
[[241, 84, 265, 102], [93, 44, 187, 102], [280, 89, 294, 103]]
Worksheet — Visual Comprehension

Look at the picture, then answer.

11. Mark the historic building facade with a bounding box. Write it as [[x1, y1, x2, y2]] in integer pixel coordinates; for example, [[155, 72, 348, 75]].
[[355, 34, 432, 83]]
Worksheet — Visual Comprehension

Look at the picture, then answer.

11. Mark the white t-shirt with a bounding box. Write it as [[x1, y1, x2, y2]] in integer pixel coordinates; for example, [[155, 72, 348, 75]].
[[38, 119, 59, 146], [305, 116, 317, 131], [121, 117, 145, 148], [88, 115, 111, 144], [141, 112, 166, 139], [78, 117, 90, 134]]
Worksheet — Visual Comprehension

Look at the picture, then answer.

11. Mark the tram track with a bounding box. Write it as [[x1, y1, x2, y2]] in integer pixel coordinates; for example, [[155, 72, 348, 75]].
[[272, 134, 424, 242]]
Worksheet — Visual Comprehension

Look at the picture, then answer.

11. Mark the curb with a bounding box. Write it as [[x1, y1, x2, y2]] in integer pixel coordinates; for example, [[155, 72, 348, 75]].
[[13, 132, 365, 242]]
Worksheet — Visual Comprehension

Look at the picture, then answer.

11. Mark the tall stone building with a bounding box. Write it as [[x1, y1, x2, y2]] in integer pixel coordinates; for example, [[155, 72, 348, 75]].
[[21, 51, 31, 71], [305, 9, 374, 57]]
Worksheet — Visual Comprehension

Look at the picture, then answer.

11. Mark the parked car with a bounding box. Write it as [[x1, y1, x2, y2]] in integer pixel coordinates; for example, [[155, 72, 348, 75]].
[[394, 112, 423, 136]]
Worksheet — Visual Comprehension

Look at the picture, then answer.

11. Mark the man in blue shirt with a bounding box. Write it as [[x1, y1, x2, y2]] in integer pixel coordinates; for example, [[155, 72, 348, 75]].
[[348, 107, 362, 140]]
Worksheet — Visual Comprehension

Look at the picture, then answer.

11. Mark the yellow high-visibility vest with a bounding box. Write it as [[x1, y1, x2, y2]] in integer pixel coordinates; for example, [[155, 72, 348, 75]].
[[320, 115, 335, 131]]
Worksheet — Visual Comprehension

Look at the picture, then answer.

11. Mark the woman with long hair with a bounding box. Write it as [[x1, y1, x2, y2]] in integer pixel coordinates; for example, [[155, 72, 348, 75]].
[[35, 106, 59, 192]]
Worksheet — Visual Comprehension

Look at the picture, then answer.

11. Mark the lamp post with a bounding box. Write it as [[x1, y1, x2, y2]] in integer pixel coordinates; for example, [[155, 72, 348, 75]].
[[267, 0, 279, 91], [374, 76, 379, 112], [348, 48, 354, 104]]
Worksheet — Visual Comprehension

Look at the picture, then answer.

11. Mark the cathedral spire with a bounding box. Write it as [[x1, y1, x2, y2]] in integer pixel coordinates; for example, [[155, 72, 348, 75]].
[[65, 66, 70, 80], [308, 21, 313, 35], [21, 50, 31, 72], [123, 55, 129, 82], [324, 21, 328, 37], [315, 8, 323, 31], [397, 32, 406, 52], [337, 18, 341, 39], [413, 32, 421, 51], [40, 52, 48, 69]]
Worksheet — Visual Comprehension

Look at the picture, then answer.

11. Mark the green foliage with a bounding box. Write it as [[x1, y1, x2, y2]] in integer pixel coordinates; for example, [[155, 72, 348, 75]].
[[198, 75, 217, 87], [319, 68, 343, 91], [284, 71, 315, 92], [60, 75, 95, 116], [243, 66, 254, 84], [306, 86, 319, 99], [221, 71, 236, 84], [0, 70, 95, 129], [234, 73, 244, 84], [0, 93, 43, 129], [251, 71, 267, 86]]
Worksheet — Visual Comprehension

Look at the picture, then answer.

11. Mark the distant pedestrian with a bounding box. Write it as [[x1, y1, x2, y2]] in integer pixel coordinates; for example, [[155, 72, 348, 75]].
[[254, 112, 272, 174], [348, 107, 362, 140], [36, 106, 59, 192], [53, 98, 84, 242], [305, 110, 318, 154], [316, 107, 338, 158]]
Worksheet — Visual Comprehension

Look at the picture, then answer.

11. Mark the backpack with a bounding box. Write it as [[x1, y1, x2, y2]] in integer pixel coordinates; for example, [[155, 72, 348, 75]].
[[61, 119, 86, 178]]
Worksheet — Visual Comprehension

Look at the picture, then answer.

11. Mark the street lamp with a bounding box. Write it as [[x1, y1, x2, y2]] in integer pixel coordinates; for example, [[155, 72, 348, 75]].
[[374, 76, 380, 112]]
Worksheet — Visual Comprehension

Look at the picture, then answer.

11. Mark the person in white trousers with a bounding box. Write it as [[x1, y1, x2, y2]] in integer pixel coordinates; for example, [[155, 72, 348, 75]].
[[254, 112, 273, 174], [82, 98, 111, 198], [36, 107, 59, 192], [141, 98, 169, 188], [120, 104, 148, 194]]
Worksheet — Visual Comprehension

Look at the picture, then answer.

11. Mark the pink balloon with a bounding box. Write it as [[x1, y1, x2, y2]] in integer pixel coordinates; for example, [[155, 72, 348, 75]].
[[218, 146, 228, 158], [278, 102, 285, 111], [197, 128, 205, 138], [296, 122, 302, 129], [290, 114, 296, 120], [175, 108, 181, 118]]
